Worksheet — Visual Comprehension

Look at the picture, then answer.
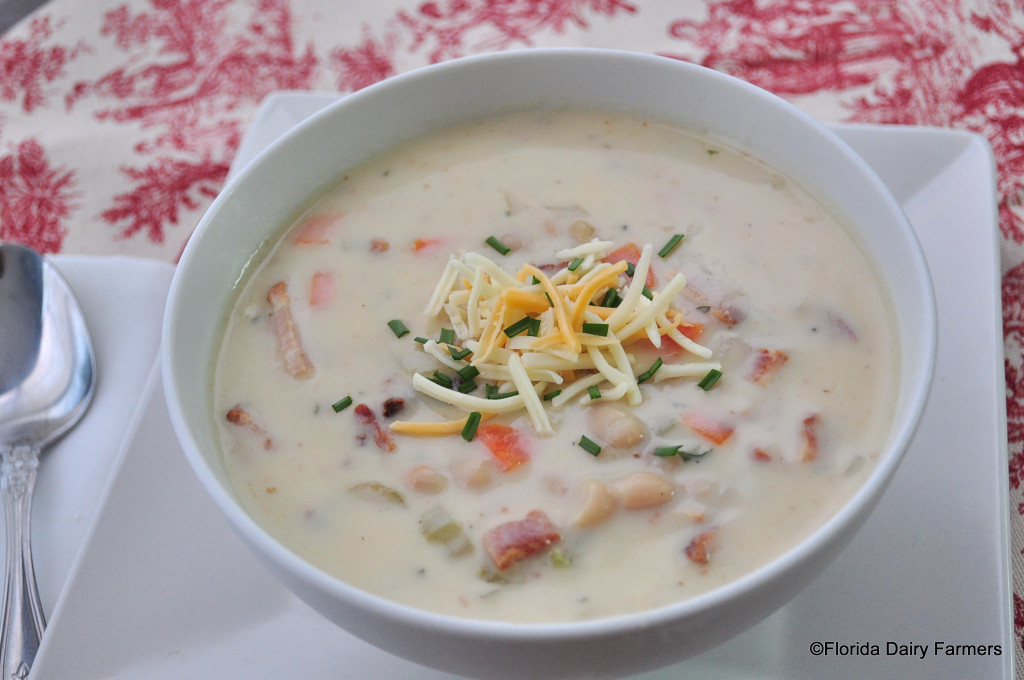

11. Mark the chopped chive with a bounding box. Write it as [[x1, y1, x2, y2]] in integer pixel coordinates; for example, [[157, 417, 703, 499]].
[[532, 275, 541, 285], [431, 371, 453, 389], [485, 236, 511, 255], [504, 317, 534, 338], [543, 389, 562, 401], [658, 234, 685, 258], [568, 257, 584, 271], [697, 368, 723, 391], [625, 262, 636, 277], [527, 317, 541, 337], [582, 322, 609, 336], [579, 435, 602, 456], [654, 444, 712, 461], [587, 385, 602, 400], [331, 396, 353, 413], [387, 319, 410, 338], [642, 286, 654, 300], [487, 390, 519, 400], [601, 289, 621, 308], [448, 346, 472, 360], [680, 447, 712, 461], [636, 357, 663, 384], [457, 379, 478, 394], [696, 305, 711, 313], [457, 365, 480, 381], [543, 292, 554, 307], [438, 328, 455, 345], [414, 336, 430, 344], [461, 412, 482, 441], [484, 383, 498, 398]]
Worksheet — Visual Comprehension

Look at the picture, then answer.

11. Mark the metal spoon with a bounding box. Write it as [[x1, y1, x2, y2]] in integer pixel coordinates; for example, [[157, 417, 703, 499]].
[[0, 243, 95, 679]]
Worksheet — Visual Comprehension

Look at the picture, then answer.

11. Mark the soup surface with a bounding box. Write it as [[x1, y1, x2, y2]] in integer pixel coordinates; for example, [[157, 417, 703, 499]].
[[214, 109, 898, 622]]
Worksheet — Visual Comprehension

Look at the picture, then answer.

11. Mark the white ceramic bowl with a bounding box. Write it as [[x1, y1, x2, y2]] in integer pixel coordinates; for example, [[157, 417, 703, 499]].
[[162, 48, 935, 679]]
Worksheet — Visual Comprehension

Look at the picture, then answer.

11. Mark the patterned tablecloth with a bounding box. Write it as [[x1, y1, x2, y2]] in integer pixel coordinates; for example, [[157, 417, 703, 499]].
[[0, 0, 1018, 675]]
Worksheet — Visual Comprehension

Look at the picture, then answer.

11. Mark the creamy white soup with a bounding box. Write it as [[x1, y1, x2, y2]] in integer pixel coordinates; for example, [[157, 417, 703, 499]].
[[214, 109, 898, 623]]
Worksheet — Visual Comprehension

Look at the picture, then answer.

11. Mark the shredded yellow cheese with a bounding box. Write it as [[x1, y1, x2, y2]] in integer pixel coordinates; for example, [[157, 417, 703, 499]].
[[392, 238, 719, 435]]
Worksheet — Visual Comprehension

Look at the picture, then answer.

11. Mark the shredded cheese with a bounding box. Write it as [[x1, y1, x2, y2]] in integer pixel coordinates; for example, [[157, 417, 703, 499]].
[[392, 238, 716, 436]]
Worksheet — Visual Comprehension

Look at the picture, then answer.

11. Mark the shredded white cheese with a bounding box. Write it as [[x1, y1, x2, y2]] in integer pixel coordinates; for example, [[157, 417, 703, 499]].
[[399, 240, 716, 435]]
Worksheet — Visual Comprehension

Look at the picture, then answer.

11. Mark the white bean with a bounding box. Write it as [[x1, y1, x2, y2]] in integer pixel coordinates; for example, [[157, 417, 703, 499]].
[[585, 404, 647, 451], [612, 472, 674, 510], [572, 480, 617, 528], [408, 465, 448, 494]]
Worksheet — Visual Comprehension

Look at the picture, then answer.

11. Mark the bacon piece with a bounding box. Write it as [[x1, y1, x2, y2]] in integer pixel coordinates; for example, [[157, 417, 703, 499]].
[[682, 410, 734, 445], [752, 448, 773, 462], [800, 414, 821, 462], [483, 510, 560, 571], [225, 406, 272, 449], [370, 238, 390, 253], [354, 403, 396, 452], [382, 397, 406, 418], [685, 529, 718, 566], [267, 281, 314, 379], [309, 271, 335, 308], [746, 348, 788, 385]]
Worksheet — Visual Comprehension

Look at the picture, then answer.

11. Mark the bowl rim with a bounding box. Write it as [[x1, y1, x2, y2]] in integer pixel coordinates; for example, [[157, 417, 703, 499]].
[[163, 47, 937, 640]]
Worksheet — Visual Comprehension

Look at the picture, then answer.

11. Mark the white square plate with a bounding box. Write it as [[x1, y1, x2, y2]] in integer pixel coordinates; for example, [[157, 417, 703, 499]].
[[27, 93, 1012, 679]]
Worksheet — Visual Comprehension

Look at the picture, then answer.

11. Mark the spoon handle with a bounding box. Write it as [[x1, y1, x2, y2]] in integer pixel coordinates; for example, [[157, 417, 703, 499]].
[[0, 442, 45, 680]]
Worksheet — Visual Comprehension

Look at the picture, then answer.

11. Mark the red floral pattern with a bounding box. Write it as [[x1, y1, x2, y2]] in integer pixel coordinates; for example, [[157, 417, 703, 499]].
[[0, 0, 1022, 669]]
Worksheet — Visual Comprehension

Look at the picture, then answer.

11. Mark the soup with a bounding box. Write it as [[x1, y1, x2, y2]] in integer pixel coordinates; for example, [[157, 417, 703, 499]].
[[213, 109, 898, 623]]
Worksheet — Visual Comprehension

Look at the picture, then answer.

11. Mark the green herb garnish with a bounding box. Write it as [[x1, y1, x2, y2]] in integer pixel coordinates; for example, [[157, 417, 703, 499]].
[[331, 396, 353, 413], [581, 322, 609, 336], [430, 371, 453, 389], [568, 257, 584, 271], [457, 365, 480, 381], [658, 234, 685, 258], [543, 389, 562, 401], [448, 346, 472, 360], [636, 357, 663, 384], [504, 316, 534, 338], [485, 236, 511, 255], [387, 319, 410, 338], [697, 368, 723, 391], [461, 412, 482, 441], [587, 385, 601, 400], [579, 435, 602, 456], [438, 328, 455, 345]]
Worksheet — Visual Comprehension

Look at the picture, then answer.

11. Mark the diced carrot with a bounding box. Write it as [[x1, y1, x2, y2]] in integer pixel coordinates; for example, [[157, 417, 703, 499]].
[[354, 403, 396, 453], [266, 281, 314, 379], [412, 238, 442, 253], [604, 242, 656, 287], [291, 213, 339, 245], [746, 348, 788, 385], [309, 271, 335, 308], [685, 529, 718, 565], [800, 413, 820, 462], [483, 510, 561, 571], [475, 423, 531, 472], [752, 448, 773, 462], [682, 410, 734, 445]]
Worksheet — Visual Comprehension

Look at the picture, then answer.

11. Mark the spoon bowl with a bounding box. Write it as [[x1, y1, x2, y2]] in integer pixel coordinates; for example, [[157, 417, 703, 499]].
[[0, 243, 95, 678]]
